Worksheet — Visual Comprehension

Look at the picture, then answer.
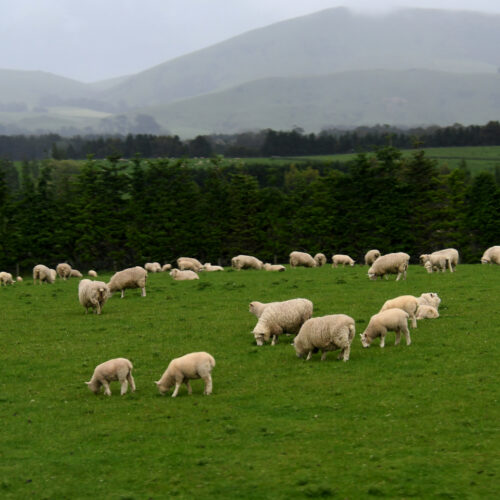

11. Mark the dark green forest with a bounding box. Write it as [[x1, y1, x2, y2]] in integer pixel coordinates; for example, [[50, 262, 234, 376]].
[[0, 145, 498, 274]]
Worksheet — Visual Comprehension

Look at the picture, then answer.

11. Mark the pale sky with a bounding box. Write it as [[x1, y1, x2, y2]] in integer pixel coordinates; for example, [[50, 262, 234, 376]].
[[1, 0, 500, 83]]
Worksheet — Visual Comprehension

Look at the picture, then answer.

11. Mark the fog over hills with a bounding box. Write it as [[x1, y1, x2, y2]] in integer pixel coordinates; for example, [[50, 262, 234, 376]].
[[1, 7, 500, 137]]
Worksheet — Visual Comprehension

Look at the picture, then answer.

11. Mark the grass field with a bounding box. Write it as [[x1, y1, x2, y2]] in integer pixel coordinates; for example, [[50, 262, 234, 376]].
[[1, 265, 499, 499]]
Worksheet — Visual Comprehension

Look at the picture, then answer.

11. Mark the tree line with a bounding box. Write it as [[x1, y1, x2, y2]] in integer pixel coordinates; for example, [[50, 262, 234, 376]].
[[0, 146, 498, 274]]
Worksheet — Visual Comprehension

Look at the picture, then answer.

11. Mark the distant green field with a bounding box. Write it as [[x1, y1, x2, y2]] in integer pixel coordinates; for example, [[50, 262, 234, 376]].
[[1, 264, 498, 498]]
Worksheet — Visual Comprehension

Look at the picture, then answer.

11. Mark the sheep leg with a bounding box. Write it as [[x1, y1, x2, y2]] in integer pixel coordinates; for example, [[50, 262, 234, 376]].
[[380, 334, 386, 348], [306, 351, 312, 361], [339, 345, 350, 361], [171, 382, 181, 397], [411, 314, 417, 328], [120, 379, 129, 395], [96, 303, 101, 315], [321, 351, 328, 361], [141, 287, 146, 297], [394, 331, 401, 346], [271, 335, 277, 346], [185, 380, 192, 395], [102, 381, 112, 396], [203, 375, 212, 395], [127, 373, 136, 392], [404, 327, 411, 346], [120, 290, 125, 298]]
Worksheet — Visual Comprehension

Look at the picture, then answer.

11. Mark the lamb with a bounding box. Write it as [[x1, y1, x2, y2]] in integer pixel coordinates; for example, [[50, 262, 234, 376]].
[[0, 272, 15, 285], [78, 279, 110, 315], [293, 314, 356, 361], [289, 251, 316, 268], [364, 249, 381, 266], [162, 264, 172, 272], [108, 266, 147, 298], [368, 252, 410, 281], [332, 254, 355, 267], [88, 270, 98, 277], [231, 254, 263, 270], [155, 352, 215, 397], [56, 262, 72, 280], [16, 276, 23, 282], [420, 248, 459, 272], [481, 246, 500, 264], [252, 298, 313, 346], [423, 255, 449, 273], [85, 358, 135, 396], [313, 253, 327, 267], [416, 292, 441, 310], [263, 263, 285, 272], [170, 269, 199, 280], [360, 308, 411, 348], [33, 264, 55, 284], [204, 263, 224, 272], [145, 262, 162, 273], [70, 269, 83, 278], [416, 305, 440, 320], [177, 257, 204, 272], [380, 295, 419, 328]]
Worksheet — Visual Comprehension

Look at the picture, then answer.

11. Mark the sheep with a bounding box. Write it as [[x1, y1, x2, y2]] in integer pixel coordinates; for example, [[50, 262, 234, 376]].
[[33, 264, 55, 284], [16, 276, 23, 282], [249, 300, 279, 318], [162, 264, 172, 272], [78, 279, 110, 315], [481, 246, 500, 264], [313, 253, 327, 267], [204, 263, 224, 272], [0, 272, 15, 285], [420, 248, 459, 272], [364, 249, 381, 266], [423, 255, 449, 273], [49, 269, 57, 282], [416, 292, 441, 310], [263, 263, 285, 272], [289, 251, 316, 268], [368, 252, 410, 281], [108, 266, 147, 298], [70, 269, 83, 278], [380, 295, 419, 328], [332, 254, 355, 267], [360, 308, 411, 348], [177, 257, 204, 272], [145, 262, 162, 273], [155, 352, 215, 397], [88, 270, 98, 277], [170, 269, 199, 281], [252, 298, 313, 346], [293, 314, 355, 361], [416, 305, 440, 320], [231, 254, 263, 270], [56, 262, 72, 280], [85, 358, 135, 396]]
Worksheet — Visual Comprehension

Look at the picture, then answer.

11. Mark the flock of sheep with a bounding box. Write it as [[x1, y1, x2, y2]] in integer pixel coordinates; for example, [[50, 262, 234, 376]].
[[2, 245, 498, 397]]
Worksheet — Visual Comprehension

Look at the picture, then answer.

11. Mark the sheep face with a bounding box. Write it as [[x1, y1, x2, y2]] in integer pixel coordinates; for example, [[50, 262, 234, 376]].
[[360, 332, 371, 348], [367, 272, 377, 280], [155, 381, 170, 395], [254, 332, 265, 346], [85, 379, 101, 394]]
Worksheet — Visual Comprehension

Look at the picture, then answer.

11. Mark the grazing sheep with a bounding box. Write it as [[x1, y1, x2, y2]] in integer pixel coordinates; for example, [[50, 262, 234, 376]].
[[204, 263, 224, 272], [33, 264, 55, 284], [162, 264, 172, 272], [380, 295, 419, 328], [481, 246, 500, 264], [0, 272, 15, 285], [155, 352, 215, 397], [289, 251, 316, 268], [56, 263, 72, 280], [420, 248, 459, 272], [423, 256, 449, 273], [263, 263, 285, 272], [88, 270, 98, 277], [249, 300, 279, 318], [364, 249, 381, 266], [177, 257, 204, 272], [293, 314, 356, 361], [85, 358, 135, 396], [360, 308, 411, 348], [252, 298, 313, 346], [416, 292, 441, 310], [78, 279, 110, 315], [108, 266, 147, 298], [313, 253, 327, 267], [70, 269, 83, 278], [231, 254, 263, 270], [16, 276, 23, 282], [170, 269, 199, 281], [145, 262, 162, 273], [332, 254, 355, 267], [416, 305, 440, 320], [368, 252, 410, 281]]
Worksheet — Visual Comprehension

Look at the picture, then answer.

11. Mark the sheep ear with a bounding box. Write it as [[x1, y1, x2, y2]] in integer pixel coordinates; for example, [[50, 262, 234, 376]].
[[154, 381, 160, 385], [85, 381, 91, 385]]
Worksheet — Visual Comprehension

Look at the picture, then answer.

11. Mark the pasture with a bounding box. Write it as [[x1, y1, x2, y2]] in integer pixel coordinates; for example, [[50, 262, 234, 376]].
[[0, 264, 498, 499]]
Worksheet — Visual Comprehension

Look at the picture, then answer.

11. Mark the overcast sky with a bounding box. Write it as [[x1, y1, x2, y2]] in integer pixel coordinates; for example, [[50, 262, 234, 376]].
[[1, 0, 500, 83]]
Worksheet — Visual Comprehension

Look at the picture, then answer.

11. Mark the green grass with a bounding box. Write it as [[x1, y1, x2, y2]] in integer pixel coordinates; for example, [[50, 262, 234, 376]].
[[1, 265, 499, 499]]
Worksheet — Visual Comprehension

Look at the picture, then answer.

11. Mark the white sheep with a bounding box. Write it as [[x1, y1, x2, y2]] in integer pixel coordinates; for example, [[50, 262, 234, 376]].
[[170, 269, 199, 280], [416, 292, 441, 310], [332, 254, 355, 267], [78, 279, 110, 315], [423, 256, 449, 273], [289, 251, 316, 268], [380, 295, 419, 328], [16, 276, 23, 282], [360, 308, 411, 348], [481, 246, 500, 264], [56, 262, 72, 280], [0, 272, 15, 285], [364, 249, 381, 266], [145, 262, 162, 273], [313, 253, 327, 267], [177, 257, 204, 272], [85, 358, 135, 396], [155, 352, 215, 397], [33, 264, 55, 284], [263, 263, 285, 272], [204, 263, 224, 272], [162, 264, 172, 272], [231, 254, 263, 270], [368, 252, 410, 281], [88, 270, 98, 277], [252, 298, 313, 346], [416, 305, 440, 320], [108, 266, 147, 298], [420, 248, 459, 272], [293, 314, 356, 361], [249, 300, 279, 318], [70, 269, 83, 278]]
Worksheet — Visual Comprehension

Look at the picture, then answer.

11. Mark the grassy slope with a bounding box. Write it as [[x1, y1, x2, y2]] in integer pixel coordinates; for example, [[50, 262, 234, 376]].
[[0, 265, 498, 499]]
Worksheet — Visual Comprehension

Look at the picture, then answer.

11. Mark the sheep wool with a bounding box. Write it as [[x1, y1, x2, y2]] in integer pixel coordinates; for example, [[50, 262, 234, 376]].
[[364, 249, 381, 266], [86, 358, 135, 396], [56, 262, 72, 280], [78, 279, 110, 315], [380, 295, 419, 328], [145, 262, 162, 273], [416, 305, 440, 320], [204, 263, 224, 271], [70, 269, 83, 278], [313, 253, 327, 267], [0, 272, 15, 285], [177, 257, 204, 272], [367, 252, 410, 281], [16, 276, 23, 282], [360, 308, 411, 348], [231, 255, 263, 270], [170, 269, 199, 281], [416, 292, 441, 310], [33, 264, 55, 284], [249, 300, 279, 318], [108, 266, 147, 298], [420, 248, 459, 272], [289, 251, 316, 268], [88, 270, 98, 277], [481, 246, 500, 264], [263, 263, 285, 272], [162, 264, 172, 272], [332, 254, 355, 267], [294, 314, 355, 361], [155, 352, 216, 397]]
